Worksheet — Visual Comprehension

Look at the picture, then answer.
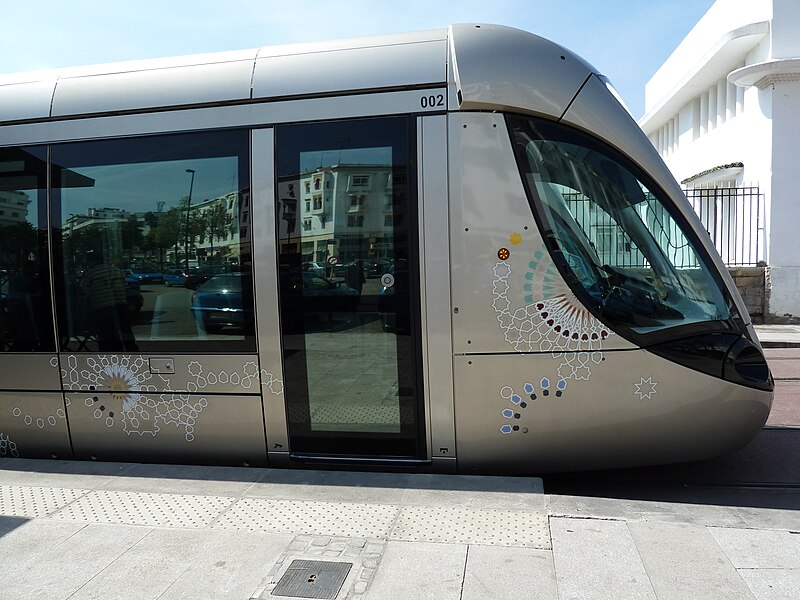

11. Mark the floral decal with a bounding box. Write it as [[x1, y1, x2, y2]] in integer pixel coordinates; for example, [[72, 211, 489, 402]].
[[491, 245, 610, 381], [59, 355, 283, 443], [100, 364, 142, 412]]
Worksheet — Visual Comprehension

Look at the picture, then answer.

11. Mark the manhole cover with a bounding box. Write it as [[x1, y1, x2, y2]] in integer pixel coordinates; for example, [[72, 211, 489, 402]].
[[272, 560, 352, 599]]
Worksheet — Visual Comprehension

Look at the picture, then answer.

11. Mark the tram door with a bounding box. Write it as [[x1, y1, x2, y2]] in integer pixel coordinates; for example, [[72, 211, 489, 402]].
[[275, 117, 426, 459]]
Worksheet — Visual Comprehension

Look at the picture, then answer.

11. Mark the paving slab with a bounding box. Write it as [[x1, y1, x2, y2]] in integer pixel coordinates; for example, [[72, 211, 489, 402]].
[[710, 527, 800, 569], [0, 520, 87, 587], [628, 521, 755, 600], [461, 545, 557, 600], [1, 484, 92, 518], [157, 529, 293, 600], [0, 458, 135, 488], [735, 505, 800, 532], [765, 357, 800, 380], [391, 504, 550, 548], [550, 517, 656, 600], [738, 569, 800, 600], [768, 381, 800, 427], [212, 497, 399, 538], [98, 462, 264, 496], [244, 470, 409, 504], [547, 492, 750, 528], [365, 540, 467, 600], [764, 348, 800, 360], [756, 326, 800, 347], [0, 522, 150, 600], [65, 528, 245, 600], [49, 489, 236, 528]]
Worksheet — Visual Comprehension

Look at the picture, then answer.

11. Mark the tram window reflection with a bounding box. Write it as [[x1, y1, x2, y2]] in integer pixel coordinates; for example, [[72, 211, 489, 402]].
[[52, 131, 254, 353], [0, 146, 55, 353]]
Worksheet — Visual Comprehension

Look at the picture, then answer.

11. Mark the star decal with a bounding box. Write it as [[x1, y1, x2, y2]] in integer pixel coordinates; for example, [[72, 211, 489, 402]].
[[634, 376, 658, 400]]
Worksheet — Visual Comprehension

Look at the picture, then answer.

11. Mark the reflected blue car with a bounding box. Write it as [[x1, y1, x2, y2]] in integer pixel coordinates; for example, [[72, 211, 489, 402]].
[[190, 273, 253, 333], [163, 268, 189, 287], [124, 267, 164, 284]]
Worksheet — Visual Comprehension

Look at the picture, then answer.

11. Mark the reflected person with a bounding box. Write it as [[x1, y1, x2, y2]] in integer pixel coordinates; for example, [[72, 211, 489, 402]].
[[82, 252, 138, 351]]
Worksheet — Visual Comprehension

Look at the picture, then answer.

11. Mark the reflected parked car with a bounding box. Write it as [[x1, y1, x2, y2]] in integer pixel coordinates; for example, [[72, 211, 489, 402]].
[[190, 273, 252, 333], [280, 271, 361, 332], [163, 268, 189, 287], [184, 264, 233, 289], [302, 261, 326, 277], [364, 258, 393, 278], [282, 272, 360, 310], [123, 266, 164, 284]]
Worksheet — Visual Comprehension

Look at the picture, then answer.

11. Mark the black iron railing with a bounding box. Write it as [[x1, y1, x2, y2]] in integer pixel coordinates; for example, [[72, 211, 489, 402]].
[[683, 186, 765, 267]]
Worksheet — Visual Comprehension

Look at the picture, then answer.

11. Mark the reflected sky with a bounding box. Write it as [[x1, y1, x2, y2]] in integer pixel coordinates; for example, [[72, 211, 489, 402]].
[[58, 156, 239, 222], [300, 147, 391, 173]]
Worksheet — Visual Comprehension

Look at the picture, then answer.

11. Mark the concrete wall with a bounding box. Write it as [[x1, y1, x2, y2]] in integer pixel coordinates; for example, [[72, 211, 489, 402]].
[[729, 266, 766, 323]]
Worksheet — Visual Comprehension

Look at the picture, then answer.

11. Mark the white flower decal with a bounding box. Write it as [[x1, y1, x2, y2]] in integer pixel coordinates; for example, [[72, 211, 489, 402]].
[[99, 364, 142, 412]]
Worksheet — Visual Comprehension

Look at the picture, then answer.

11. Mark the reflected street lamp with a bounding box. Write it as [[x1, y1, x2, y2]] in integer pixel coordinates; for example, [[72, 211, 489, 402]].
[[184, 168, 196, 269]]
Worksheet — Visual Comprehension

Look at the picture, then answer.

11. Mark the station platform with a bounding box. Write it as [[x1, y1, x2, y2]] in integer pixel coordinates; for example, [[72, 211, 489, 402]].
[[0, 333, 798, 599], [1, 434, 799, 600], [755, 324, 800, 348]]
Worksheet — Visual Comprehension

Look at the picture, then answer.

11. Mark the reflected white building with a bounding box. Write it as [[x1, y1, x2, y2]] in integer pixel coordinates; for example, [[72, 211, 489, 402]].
[[279, 164, 404, 264], [0, 191, 31, 227]]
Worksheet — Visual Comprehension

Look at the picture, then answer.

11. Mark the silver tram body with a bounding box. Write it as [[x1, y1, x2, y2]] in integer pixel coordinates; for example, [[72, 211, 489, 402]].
[[0, 24, 773, 473]]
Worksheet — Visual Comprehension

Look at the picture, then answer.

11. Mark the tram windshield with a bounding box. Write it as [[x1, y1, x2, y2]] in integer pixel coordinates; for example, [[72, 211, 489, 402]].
[[507, 115, 733, 337]]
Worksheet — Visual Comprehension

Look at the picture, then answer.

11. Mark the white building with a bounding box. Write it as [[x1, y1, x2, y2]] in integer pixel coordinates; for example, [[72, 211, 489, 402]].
[[639, 0, 800, 320], [0, 191, 31, 227]]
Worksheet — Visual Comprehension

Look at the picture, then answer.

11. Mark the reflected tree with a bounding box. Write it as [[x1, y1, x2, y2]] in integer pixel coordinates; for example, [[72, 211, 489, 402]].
[[154, 208, 182, 268], [204, 201, 232, 262], [120, 215, 143, 265], [0, 222, 37, 271]]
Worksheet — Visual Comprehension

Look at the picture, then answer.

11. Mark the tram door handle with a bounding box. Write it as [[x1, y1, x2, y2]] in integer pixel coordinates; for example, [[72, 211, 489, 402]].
[[149, 357, 175, 374]]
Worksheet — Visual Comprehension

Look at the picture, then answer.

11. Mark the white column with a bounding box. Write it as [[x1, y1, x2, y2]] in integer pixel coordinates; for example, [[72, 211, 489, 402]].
[[726, 81, 737, 119], [708, 85, 717, 131], [700, 91, 709, 135]]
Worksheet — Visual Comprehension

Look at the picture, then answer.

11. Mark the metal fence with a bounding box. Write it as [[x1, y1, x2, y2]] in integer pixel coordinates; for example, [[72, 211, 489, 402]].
[[683, 186, 766, 267]]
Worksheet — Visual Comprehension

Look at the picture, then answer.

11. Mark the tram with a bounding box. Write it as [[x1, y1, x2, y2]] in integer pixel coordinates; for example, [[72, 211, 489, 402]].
[[0, 24, 772, 473]]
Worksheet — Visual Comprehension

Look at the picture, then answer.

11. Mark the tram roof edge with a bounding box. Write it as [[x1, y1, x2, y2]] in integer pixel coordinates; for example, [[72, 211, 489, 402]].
[[0, 25, 604, 124]]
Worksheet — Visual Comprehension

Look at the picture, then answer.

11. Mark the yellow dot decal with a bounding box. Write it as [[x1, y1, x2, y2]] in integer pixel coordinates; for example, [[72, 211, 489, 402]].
[[509, 233, 523, 246]]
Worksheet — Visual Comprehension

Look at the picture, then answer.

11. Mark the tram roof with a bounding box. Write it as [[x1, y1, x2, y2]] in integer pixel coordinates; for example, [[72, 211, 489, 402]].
[[0, 24, 598, 125]]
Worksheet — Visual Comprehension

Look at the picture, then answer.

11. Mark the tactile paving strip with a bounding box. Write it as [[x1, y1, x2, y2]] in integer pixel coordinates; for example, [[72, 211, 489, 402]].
[[391, 505, 551, 549], [48, 490, 236, 528], [212, 498, 399, 538], [0, 485, 90, 518]]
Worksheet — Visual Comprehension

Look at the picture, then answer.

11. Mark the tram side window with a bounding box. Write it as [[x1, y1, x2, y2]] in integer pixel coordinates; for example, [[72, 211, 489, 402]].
[[52, 130, 255, 353], [0, 146, 55, 353]]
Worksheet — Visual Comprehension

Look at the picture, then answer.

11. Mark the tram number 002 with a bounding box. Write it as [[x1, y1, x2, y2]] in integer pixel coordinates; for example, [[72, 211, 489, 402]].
[[420, 94, 445, 109]]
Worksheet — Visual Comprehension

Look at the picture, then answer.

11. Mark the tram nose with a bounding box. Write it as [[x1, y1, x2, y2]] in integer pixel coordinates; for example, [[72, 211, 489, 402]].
[[649, 333, 773, 392], [723, 336, 773, 391]]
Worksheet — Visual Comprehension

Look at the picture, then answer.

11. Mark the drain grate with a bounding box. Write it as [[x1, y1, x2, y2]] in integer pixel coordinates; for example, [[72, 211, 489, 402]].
[[272, 560, 352, 599]]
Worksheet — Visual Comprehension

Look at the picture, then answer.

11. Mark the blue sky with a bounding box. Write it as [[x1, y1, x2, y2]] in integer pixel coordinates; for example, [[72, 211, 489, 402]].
[[0, 0, 715, 118]]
